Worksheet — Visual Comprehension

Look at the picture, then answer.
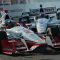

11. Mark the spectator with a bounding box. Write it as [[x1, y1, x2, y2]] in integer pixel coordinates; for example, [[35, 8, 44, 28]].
[[5, 10, 10, 20], [40, 4, 44, 13]]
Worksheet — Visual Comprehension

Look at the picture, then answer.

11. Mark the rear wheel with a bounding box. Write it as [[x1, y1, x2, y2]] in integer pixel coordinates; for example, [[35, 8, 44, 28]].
[[31, 45, 56, 55], [46, 45, 56, 54]]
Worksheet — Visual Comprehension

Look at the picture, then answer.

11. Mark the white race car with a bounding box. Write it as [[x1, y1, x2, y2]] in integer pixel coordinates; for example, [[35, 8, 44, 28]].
[[6, 25, 47, 52]]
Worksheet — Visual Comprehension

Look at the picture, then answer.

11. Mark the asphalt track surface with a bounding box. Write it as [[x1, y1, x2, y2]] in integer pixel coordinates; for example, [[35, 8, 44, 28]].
[[0, 53, 60, 60]]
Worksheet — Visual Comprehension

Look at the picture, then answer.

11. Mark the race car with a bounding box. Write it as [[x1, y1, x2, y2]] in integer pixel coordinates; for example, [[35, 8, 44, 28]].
[[6, 25, 47, 54]]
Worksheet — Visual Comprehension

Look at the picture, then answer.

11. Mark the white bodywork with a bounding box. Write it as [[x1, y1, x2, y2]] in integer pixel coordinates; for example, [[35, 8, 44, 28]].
[[36, 18, 49, 33], [0, 11, 6, 28], [48, 19, 60, 26], [6, 25, 46, 44], [30, 17, 60, 33]]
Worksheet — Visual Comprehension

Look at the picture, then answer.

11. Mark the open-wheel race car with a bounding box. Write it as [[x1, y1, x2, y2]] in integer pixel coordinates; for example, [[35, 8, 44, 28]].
[[5, 25, 48, 55]]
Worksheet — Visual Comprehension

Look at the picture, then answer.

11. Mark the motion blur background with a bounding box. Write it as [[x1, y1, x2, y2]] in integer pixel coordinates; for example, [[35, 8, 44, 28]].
[[0, 0, 59, 19]]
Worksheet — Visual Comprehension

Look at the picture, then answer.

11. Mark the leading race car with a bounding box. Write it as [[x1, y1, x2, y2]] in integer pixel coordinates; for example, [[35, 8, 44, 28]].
[[6, 25, 47, 54]]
